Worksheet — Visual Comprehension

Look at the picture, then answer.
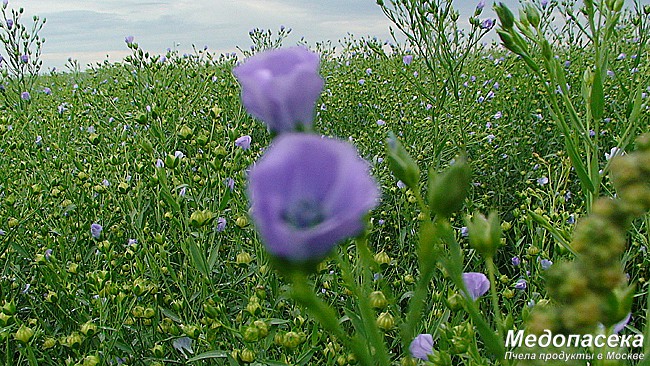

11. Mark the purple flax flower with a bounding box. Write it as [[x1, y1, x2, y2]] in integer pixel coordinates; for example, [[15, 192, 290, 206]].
[[515, 279, 527, 290], [6, 18, 13, 29], [476, 0, 485, 11], [20, 91, 30, 101], [537, 176, 549, 185], [462, 272, 490, 300], [43, 87, 52, 95], [216, 217, 227, 232], [248, 133, 379, 262], [20, 54, 28, 63], [480, 18, 494, 30], [224, 177, 235, 191], [125, 36, 134, 45], [233, 47, 324, 134], [539, 258, 553, 270], [90, 223, 102, 239], [511, 256, 521, 266], [403, 55, 413, 65], [235, 135, 252, 150], [409, 334, 434, 361]]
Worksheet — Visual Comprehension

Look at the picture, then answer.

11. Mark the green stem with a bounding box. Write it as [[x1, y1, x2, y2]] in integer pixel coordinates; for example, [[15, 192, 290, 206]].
[[290, 270, 374, 366], [485, 256, 505, 343]]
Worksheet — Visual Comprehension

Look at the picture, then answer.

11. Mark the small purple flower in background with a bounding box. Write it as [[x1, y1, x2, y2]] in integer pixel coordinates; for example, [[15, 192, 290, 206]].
[[376, 119, 386, 126], [460, 226, 469, 238], [537, 176, 549, 186], [125, 36, 134, 45], [43, 87, 52, 95], [34, 135, 42, 145], [514, 279, 527, 290], [409, 334, 434, 361], [216, 217, 227, 232], [493, 111, 502, 119], [44, 248, 52, 260], [174, 150, 185, 159], [462, 272, 490, 300], [358, 79, 365, 85], [365, 68, 372, 75], [179, 186, 187, 197], [155, 159, 164, 168], [233, 47, 324, 134], [541, 0, 549, 7], [6, 18, 13, 29], [224, 177, 235, 191], [235, 135, 252, 150], [539, 258, 553, 270], [480, 18, 494, 30], [127, 239, 137, 246], [616, 53, 626, 60], [248, 133, 379, 262], [20, 54, 28, 63], [90, 223, 102, 239], [511, 256, 521, 266], [403, 54, 413, 65], [20, 91, 30, 101], [476, 0, 485, 11]]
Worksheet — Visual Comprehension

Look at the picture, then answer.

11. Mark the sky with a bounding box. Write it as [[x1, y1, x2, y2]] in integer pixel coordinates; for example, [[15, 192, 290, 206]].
[[2, 0, 648, 70]]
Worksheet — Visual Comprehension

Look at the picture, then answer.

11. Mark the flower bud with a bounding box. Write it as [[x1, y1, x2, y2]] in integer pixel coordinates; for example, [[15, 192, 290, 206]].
[[189, 209, 215, 228], [42, 337, 57, 349], [466, 211, 502, 258], [14, 325, 34, 344], [386, 132, 420, 189], [65, 332, 83, 349], [376, 312, 395, 331], [524, 3, 540, 28], [80, 321, 97, 336], [495, 2, 515, 29], [177, 125, 193, 140], [82, 355, 100, 366], [369, 291, 388, 309], [236, 252, 252, 265], [152, 344, 165, 358], [283, 331, 303, 348], [374, 251, 391, 268], [428, 156, 470, 217], [240, 348, 255, 363]]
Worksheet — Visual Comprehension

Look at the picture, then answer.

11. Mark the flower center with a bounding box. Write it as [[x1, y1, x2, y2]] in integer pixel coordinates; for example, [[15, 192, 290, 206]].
[[283, 199, 324, 229]]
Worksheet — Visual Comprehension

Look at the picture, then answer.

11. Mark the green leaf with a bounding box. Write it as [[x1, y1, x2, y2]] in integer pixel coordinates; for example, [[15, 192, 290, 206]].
[[188, 350, 229, 362], [590, 67, 604, 121], [563, 135, 595, 193], [185, 239, 208, 277]]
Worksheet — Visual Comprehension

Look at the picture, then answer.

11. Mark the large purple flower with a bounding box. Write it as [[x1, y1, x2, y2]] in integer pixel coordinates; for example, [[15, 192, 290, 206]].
[[409, 334, 434, 361], [247, 133, 379, 262], [233, 47, 324, 134], [462, 272, 490, 301]]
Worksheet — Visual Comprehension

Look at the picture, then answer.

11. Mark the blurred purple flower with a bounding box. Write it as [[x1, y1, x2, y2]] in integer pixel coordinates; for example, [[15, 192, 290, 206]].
[[20, 54, 28, 63], [511, 256, 521, 266], [515, 279, 527, 290], [233, 47, 324, 134], [43, 87, 52, 95], [480, 18, 494, 30], [476, 0, 485, 10], [235, 135, 252, 150], [462, 272, 490, 300], [125, 36, 134, 44], [541, 0, 548, 7], [613, 313, 631, 334], [224, 177, 235, 191], [90, 223, 102, 239], [20, 91, 30, 101], [216, 217, 227, 232], [537, 176, 549, 186], [403, 55, 413, 65], [6, 18, 13, 29], [248, 133, 379, 262], [539, 259, 553, 270], [409, 334, 434, 361]]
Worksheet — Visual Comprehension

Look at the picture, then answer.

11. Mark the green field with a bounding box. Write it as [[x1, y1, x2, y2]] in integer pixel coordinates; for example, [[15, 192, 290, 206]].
[[0, 1, 649, 365]]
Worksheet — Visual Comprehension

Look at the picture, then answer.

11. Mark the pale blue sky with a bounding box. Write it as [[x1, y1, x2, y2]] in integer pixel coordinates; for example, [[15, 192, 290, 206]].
[[2, 0, 648, 70]]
